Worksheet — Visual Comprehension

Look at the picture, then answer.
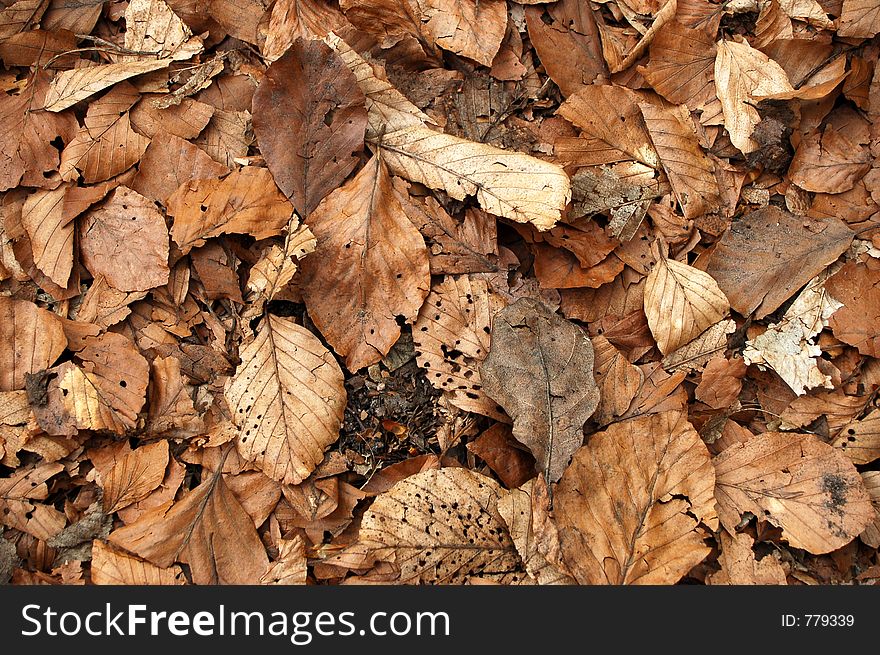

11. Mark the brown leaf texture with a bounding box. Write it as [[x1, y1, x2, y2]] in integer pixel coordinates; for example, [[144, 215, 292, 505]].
[[78, 186, 170, 293], [252, 38, 367, 217], [225, 314, 346, 485], [91, 540, 187, 585], [108, 461, 269, 584], [644, 254, 729, 355], [832, 409, 880, 466], [101, 441, 170, 513], [713, 432, 874, 554], [0, 297, 66, 392], [167, 167, 293, 254], [825, 260, 880, 358], [555, 411, 717, 584], [591, 334, 643, 425], [707, 531, 787, 585], [346, 468, 521, 583], [480, 298, 600, 483], [413, 274, 506, 420], [299, 155, 430, 372], [706, 207, 853, 319], [44, 59, 174, 112], [124, 0, 203, 61]]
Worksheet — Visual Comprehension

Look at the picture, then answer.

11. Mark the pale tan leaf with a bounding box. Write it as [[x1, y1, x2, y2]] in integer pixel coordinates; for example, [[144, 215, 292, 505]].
[[707, 531, 788, 585], [556, 411, 717, 584], [299, 155, 430, 371], [327, 34, 570, 230], [498, 478, 575, 585], [860, 471, 880, 548], [592, 334, 643, 425], [167, 167, 293, 254], [713, 432, 874, 554], [124, 0, 203, 61], [348, 468, 521, 584], [225, 314, 346, 485], [21, 185, 73, 289], [102, 441, 169, 513], [714, 39, 793, 154], [91, 540, 186, 585], [832, 409, 880, 466], [480, 298, 600, 483], [661, 318, 735, 373], [413, 275, 506, 421], [261, 535, 307, 585], [44, 59, 174, 112], [79, 186, 170, 292], [0, 297, 66, 392], [108, 464, 269, 584], [639, 102, 719, 219], [838, 0, 880, 37], [743, 269, 842, 396], [59, 83, 150, 184], [778, 0, 834, 28], [644, 255, 729, 355]]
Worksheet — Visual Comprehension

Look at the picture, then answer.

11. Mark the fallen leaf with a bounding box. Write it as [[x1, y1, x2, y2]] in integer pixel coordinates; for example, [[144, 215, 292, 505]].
[[245, 222, 316, 305], [129, 96, 213, 140], [262, 0, 350, 61], [192, 108, 252, 167], [346, 468, 521, 584], [413, 274, 506, 420], [77, 275, 146, 329], [706, 206, 853, 319], [838, 0, 880, 38], [591, 334, 643, 425], [555, 411, 717, 584], [124, 0, 203, 61], [261, 535, 307, 585], [832, 409, 880, 466], [131, 132, 228, 204], [146, 355, 204, 438], [714, 39, 793, 154], [167, 167, 293, 254], [101, 441, 169, 513], [661, 318, 735, 373], [108, 461, 269, 584], [78, 186, 170, 292], [696, 356, 746, 409], [860, 471, 880, 548], [43, 59, 174, 112], [299, 155, 430, 372], [252, 38, 367, 217], [480, 298, 600, 483], [707, 531, 787, 585], [225, 314, 346, 485], [0, 297, 66, 392], [713, 432, 874, 554], [644, 254, 729, 355], [467, 423, 536, 489], [91, 540, 186, 585], [825, 260, 880, 358], [789, 128, 871, 194]]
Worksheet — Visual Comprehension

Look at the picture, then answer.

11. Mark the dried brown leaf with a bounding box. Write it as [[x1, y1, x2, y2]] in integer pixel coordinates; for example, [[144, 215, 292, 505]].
[[707, 531, 787, 585], [0, 297, 66, 392], [102, 441, 170, 513], [44, 59, 173, 112], [91, 540, 186, 585]]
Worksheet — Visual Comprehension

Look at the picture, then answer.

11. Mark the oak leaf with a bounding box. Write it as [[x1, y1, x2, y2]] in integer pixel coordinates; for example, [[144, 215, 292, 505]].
[[79, 186, 170, 292], [108, 462, 269, 584], [225, 314, 346, 485], [555, 411, 717, 584], [347, 468, 521, 584], [705, 206, 853, 319], [713, 432, 874, 554], [252, 38, 367, 217], [299, 155, 430, 372], [480, 298, 600, 483], [167, 167, 293, 254], [0, 297, 66, 392], [644, 254, 729, 355]]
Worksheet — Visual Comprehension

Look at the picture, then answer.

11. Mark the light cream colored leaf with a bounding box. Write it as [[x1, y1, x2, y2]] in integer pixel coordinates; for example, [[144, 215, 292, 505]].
[[167, 167, 293, 254], [413, 274, 507, 421], [102, 441, 169, 513], [91, 540, 186, 585], [743, 269, 841, 396], [225, 314, 346, 485], [326, 33, 569, 230], [713, 432, 874, 554], [0, 297, 66, 392], [639, 102, 719, 219], [349, 468, 521, 584], [124, 0, 203, 61], [661, 318, 735, 373], [44, 59, 173, 112], [480, 298, 600, 483], [707, 531, 787, 585], [59, 83, 150, 184], [108, 464, 269, 584], [832, 409, 880, 466], [644, 255, 729, 355], [79, 186, 170, 292], [260, 535, 308, 585], [299, 155, 430, 372], [838, 0, 880, 37], [714, 39, 793, 154], [556, 411, 717, 584]]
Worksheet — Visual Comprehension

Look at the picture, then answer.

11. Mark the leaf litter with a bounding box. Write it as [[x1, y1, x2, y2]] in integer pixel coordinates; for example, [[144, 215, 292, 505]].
[[1, 0, 880, 587]]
